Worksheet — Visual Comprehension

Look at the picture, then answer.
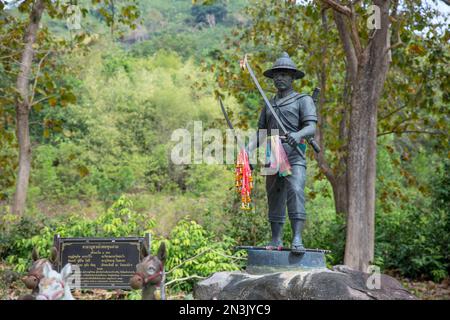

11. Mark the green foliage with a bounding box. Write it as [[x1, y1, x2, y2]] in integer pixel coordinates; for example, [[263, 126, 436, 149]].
[[376, 206, 449, 282], [22, 45, 233, 204], [0, 211, 39, 270], [0, 0, 143, 208], [1, 197, 242, 293], [96, 195, 155, 236], [375, 148, 449, 282], [152, 217, 242, 293], [126, 0, 245, 60], [0, 10, 78, 197], [185, 164, 233, 197], [431, 160, 450, 211], [2, 195, 154, 273], [191, 1, 227, 27], [228, 202, 270, 246], [0, 128, 17, 200], [302, 178, 346, 267]]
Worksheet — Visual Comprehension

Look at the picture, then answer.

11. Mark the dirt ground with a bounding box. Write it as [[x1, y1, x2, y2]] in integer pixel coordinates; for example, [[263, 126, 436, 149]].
[[400, 277, 450, 300]]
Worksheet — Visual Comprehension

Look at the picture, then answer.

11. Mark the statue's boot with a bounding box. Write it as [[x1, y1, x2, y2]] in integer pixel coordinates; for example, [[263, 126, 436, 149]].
[[267, 222, 284, 248], [291, 219, 306, 254]]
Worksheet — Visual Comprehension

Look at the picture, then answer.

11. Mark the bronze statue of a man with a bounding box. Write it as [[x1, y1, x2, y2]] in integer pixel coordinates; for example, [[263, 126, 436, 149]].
[[248, 52, 317, 254]]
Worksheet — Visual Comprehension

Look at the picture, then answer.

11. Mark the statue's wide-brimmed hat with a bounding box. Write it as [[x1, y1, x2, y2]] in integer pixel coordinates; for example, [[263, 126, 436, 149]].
[[263, 52, 305, 79]]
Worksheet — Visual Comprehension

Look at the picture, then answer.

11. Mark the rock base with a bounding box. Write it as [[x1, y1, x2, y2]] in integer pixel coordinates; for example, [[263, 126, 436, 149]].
[[194, 265, 417, 300]]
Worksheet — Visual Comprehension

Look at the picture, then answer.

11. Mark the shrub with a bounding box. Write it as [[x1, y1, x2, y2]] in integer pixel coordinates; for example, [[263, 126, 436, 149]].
[[376, 207, 449, 282], [151, 218, 243, 293], [375, 160, 449, 282], [3, 195, 154, 272]]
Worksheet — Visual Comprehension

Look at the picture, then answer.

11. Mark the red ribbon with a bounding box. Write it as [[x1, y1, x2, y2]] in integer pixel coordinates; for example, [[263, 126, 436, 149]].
[[235, 148, 253, 210]]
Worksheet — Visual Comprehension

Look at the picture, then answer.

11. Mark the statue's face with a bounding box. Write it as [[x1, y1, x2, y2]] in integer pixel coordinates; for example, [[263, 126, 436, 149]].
[[273, 70, 294, 91]]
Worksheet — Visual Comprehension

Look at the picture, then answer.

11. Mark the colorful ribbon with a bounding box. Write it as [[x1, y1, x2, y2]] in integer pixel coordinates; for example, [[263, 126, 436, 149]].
[[267, 135, 293, 177], [235, 148, 253, 210]]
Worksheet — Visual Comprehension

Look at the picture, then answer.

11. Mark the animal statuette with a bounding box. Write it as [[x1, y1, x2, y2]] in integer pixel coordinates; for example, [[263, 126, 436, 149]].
[[130, 242, 166, 300], [36, 263, 75, 300], [20, 247, 58, 300]]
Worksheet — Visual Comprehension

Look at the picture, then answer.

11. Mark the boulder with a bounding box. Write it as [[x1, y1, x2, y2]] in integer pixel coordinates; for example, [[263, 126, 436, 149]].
[[193, 265, 416, 300]]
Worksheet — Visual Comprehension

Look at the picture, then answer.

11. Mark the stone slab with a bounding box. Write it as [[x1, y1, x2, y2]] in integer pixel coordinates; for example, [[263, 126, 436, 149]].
[[245, 249, 327, 274]]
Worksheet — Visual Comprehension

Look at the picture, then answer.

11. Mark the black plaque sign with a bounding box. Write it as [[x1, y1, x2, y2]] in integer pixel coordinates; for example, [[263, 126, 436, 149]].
[[55, 236, 147, 289]]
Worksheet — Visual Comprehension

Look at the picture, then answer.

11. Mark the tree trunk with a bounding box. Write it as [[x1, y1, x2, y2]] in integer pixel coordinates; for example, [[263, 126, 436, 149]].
[[12, 0, 45, 215], [344, 72, 378, 272], [344, 0, 391, 272], [330, 174, 348, 216], [13, 105, 32, 215]]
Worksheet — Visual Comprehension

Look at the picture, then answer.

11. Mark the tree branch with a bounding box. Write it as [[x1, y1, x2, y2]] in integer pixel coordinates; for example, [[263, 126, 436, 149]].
[[383, 0, 401, 58], [29, 94, 57, 107], [319, 0, 362, 58], [377, 130, 445, 137], [385, 116, 416, 134], [165, 275, 207, 287], [349, 1, 362, 55], [372, 0, 391, 57], [379, 104, 408, 120], [383, 40, 403, 57], [0, 54, 20, 61], [319, 0, 352, 17], [166, 248, 244, 276], [380, 83, 423, 121], [29, 50, 51, 108], [166, 249, 211, 275], [210, 249, 246, 260], [332, 10, 358, 83]]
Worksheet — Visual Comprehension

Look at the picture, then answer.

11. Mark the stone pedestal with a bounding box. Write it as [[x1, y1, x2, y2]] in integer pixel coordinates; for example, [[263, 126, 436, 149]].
[[194, 248, 416, 300], [193, 266, 417, 300], [246, 249, 327, 274]]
